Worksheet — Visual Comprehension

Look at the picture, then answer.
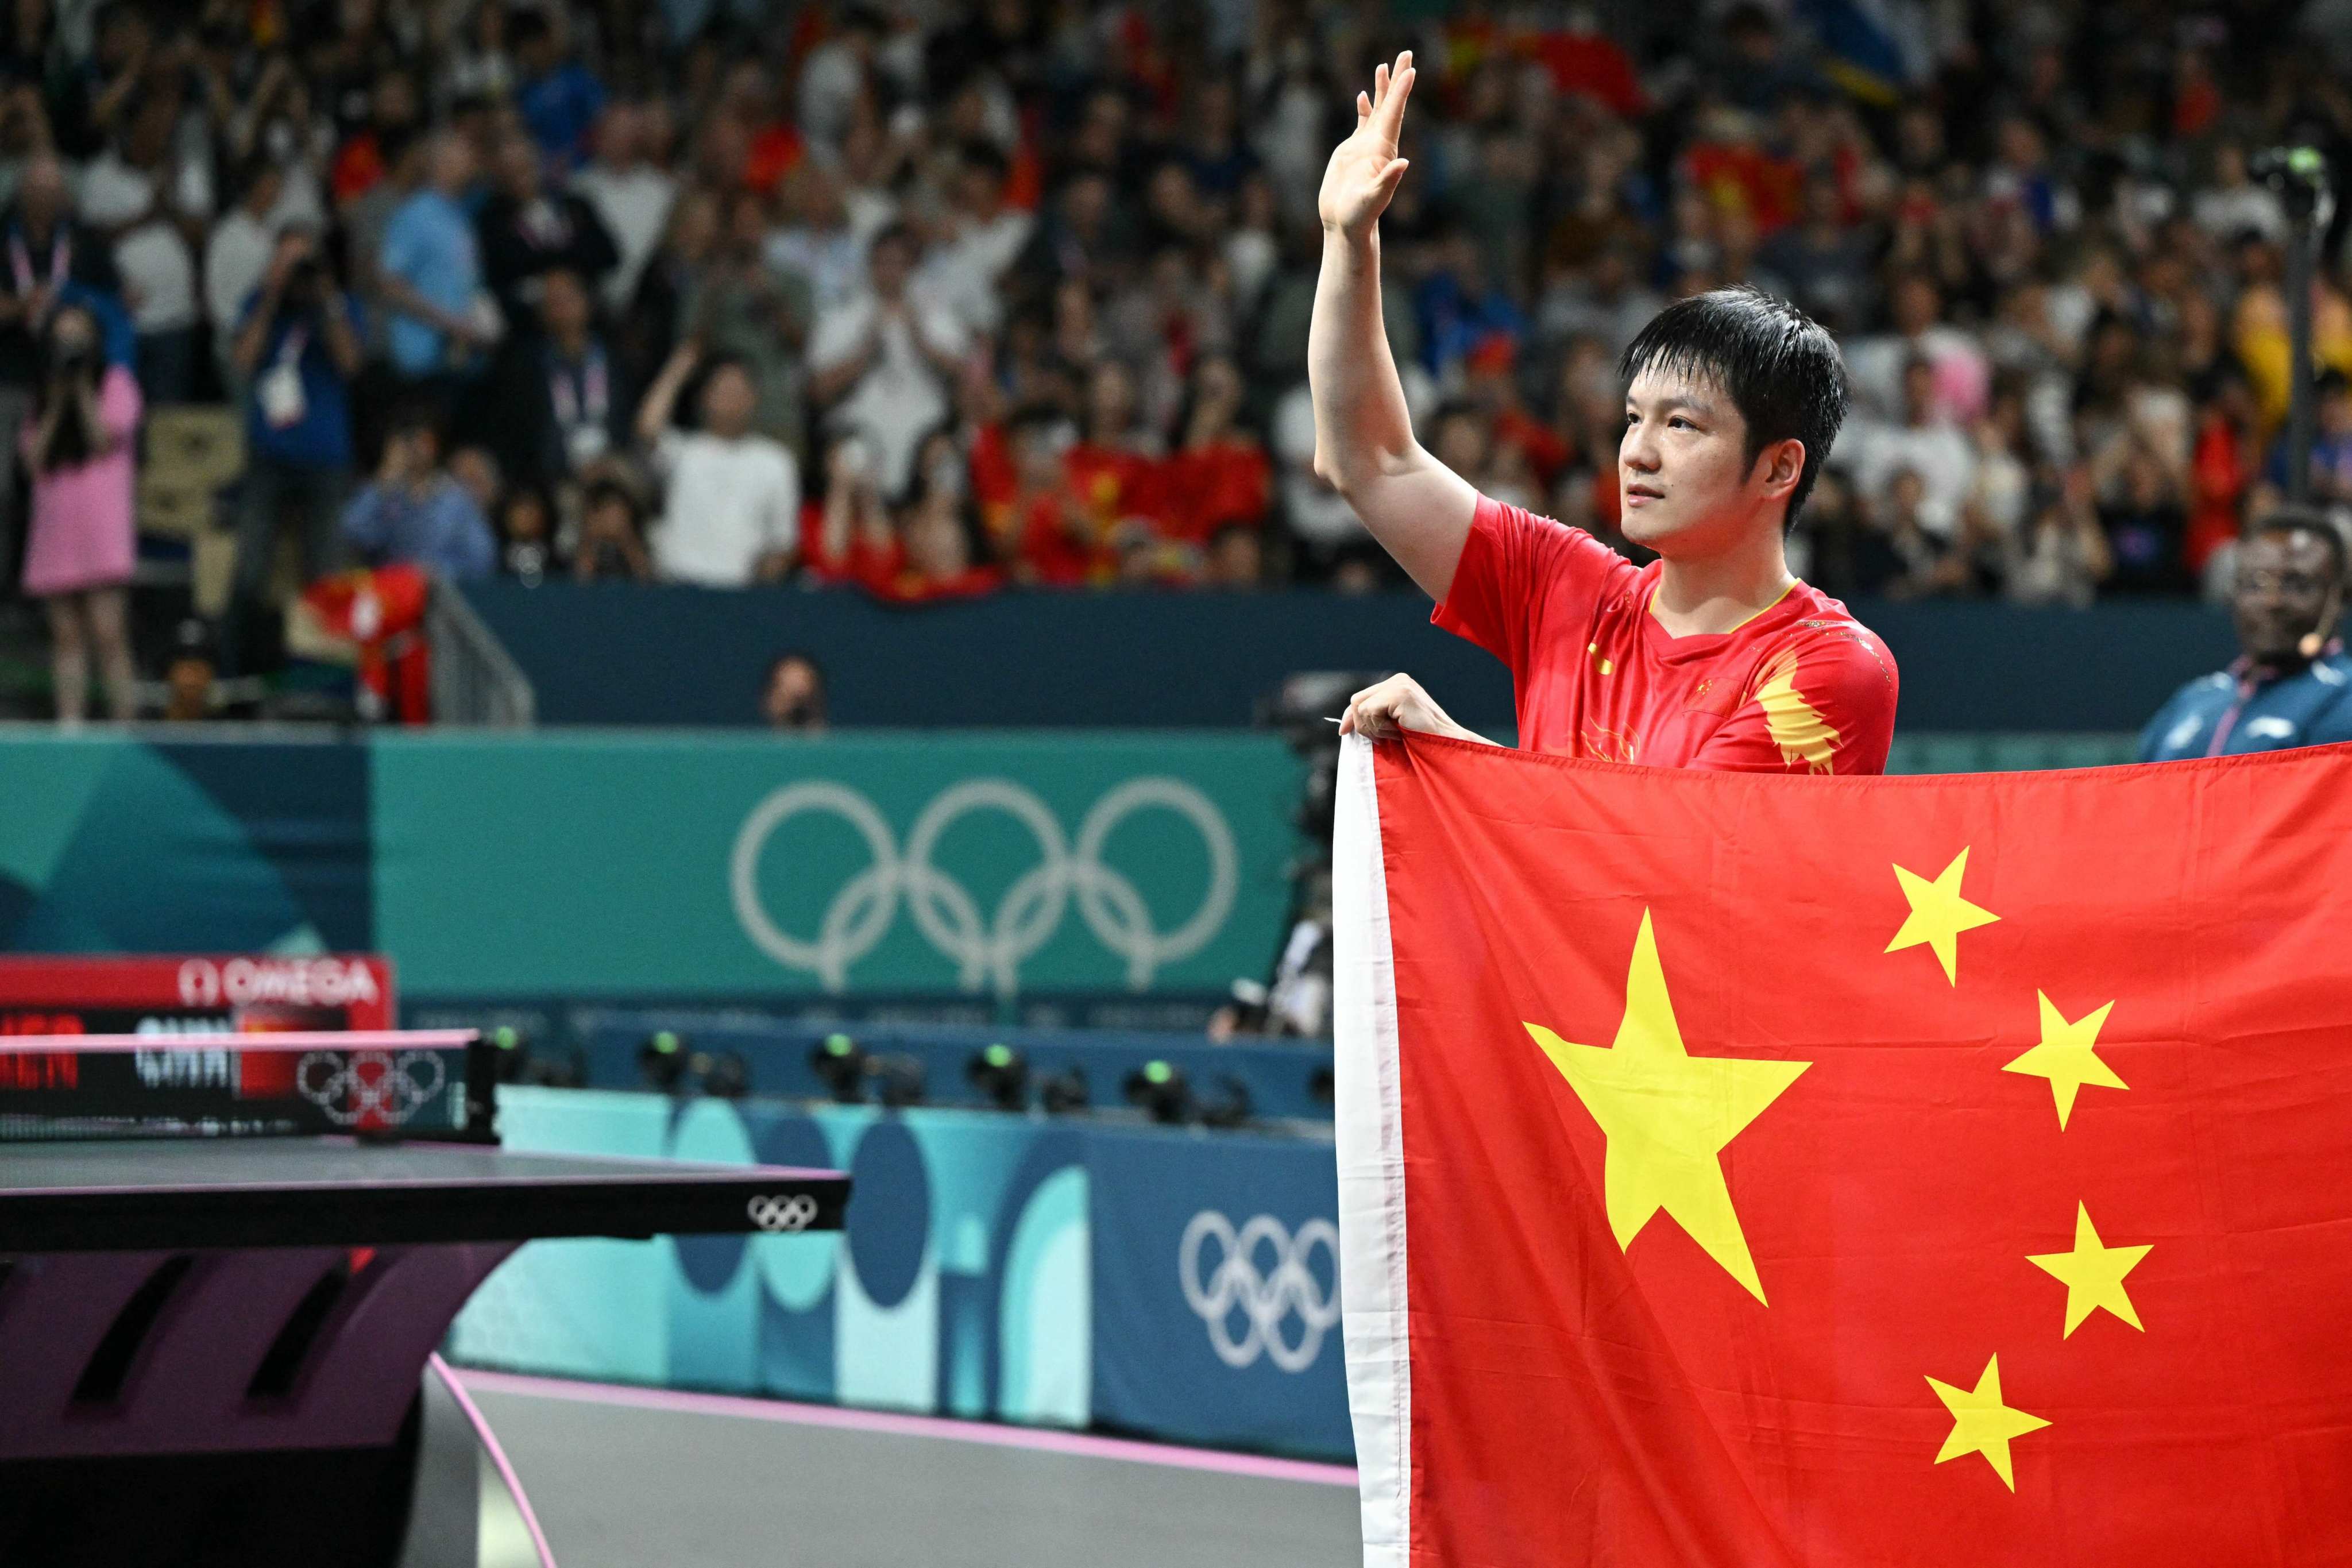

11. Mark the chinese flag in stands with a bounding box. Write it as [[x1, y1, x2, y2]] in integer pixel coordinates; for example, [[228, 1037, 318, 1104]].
[[1333, 734, 2352, 1567]]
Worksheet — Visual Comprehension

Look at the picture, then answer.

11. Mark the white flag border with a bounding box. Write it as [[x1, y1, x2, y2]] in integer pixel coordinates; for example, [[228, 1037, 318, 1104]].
[[1333, 734, 1410, 1568]]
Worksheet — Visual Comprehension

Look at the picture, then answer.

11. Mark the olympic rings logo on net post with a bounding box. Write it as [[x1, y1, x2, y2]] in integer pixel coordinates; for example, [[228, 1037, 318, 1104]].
[[295, 1049, 447, 1126], [728, 777, 1240, 994], [746, 1193, 822, 1232], [1179, 1211, 1342, 1373]]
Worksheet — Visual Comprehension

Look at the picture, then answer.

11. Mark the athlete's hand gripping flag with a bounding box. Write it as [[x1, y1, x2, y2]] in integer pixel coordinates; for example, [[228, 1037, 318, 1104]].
[[1334, 732, 2352, 1566]]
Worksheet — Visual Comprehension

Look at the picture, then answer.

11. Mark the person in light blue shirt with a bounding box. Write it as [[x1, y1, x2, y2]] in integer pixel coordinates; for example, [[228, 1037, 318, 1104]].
[[379, 133, 490, 383], [2140, 509, 2352, 760], [341, 403, 495, 581]]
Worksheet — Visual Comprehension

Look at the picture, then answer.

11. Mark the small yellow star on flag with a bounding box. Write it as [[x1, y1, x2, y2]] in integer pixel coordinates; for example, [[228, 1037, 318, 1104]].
[[1928, 1354, 2050, 1492], [1886, 848, 2000, 984], [1524, 910, 1810, 1305], [2003, 992, 2126, 1130], [2027, 1202, 2152, 1337]]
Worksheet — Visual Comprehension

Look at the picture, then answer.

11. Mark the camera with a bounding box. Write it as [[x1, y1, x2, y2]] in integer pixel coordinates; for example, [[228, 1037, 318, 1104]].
[[285, 254, 329, 304]]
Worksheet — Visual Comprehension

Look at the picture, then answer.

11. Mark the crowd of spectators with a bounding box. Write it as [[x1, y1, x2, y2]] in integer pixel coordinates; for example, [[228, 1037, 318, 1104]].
[[6, 0, 2352, 695]]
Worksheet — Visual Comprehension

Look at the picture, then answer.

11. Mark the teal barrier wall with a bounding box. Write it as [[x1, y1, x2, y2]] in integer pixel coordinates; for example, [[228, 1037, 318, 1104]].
[[0, 732, 374, 955], [1884, 733, 2139, 774], [0, 727, 2153, 1018], [461, 580, 2239, 733], [372, 731, 1303, 1003], [0, 732, 1304, 1012], [448, 1088, 1352, 1459]]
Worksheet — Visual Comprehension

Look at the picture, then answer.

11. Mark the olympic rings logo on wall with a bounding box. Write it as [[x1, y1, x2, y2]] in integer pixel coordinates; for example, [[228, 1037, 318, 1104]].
[[728, 778, 1240, 994], [1179, 1210, 1342, 1374]]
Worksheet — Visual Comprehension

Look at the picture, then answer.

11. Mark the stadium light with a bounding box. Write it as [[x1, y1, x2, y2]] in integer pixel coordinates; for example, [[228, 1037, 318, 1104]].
[[1123, 1059, 1192, 1124], [967, 1042, 1029, 1111], [811, 1033, 869, 1103], [492, 1025, 528, 1084], [639, 1030, 689, 1093], [490, 1026, 585, 1089]]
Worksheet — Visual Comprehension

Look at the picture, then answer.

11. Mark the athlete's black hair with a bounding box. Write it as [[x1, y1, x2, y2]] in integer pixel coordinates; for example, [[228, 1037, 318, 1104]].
[[1619, 285, 1849, 532], [2250, 504, 2349, 581]]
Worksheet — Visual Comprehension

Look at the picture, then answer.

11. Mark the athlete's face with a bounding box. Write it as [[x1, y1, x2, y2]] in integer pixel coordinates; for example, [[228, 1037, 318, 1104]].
[[1620, 367, 1801, 556]]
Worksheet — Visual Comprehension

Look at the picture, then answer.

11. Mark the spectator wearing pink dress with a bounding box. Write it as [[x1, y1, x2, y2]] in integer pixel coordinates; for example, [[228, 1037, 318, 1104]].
[[20, 304, 140, 723]]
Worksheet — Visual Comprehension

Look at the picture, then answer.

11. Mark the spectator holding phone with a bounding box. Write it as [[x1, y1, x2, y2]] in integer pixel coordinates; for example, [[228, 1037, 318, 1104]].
[[340, 402, 495, 580], [0, 154, 120, 578], [573, 471, 652, 581], [226, 227, 365, 671], [21, 303, 140, 721]]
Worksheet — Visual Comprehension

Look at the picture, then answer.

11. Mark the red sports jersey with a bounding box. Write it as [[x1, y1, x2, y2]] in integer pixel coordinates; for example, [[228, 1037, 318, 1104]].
[[1432, 495, 1899, 773]]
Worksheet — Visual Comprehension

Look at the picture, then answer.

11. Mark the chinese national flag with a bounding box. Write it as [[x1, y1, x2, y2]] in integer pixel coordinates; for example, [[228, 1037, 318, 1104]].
[[1331, 735, 2352, 1567]]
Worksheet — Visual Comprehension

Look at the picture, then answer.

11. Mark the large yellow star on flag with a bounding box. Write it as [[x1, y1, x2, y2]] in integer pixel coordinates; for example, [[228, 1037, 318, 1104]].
[[1885, 848, 2000, 984], [1928, 1354, 2049, 1492], [2027, 1202, 2152, 1337], [1523, 910, 1810, 1304], [2003, 991, 2125, 1130]]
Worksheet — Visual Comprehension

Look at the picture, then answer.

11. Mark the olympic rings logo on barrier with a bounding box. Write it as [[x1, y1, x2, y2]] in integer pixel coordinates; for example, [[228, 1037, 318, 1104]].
[[295, 1049, 446, 1126], [747, 1193, 821, 1232], [728, 778, 1240, 994], [1179, 1210, 1341, 1373]]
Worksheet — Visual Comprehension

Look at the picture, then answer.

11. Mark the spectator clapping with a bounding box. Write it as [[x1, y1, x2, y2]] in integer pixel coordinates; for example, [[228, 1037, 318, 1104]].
[[13, 0, 2352, 710]]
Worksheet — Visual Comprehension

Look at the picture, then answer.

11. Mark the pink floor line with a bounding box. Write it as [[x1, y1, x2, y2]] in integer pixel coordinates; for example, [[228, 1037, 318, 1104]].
[[454, 1368, 1360, 1489], [429, 1353, 559, 1568]]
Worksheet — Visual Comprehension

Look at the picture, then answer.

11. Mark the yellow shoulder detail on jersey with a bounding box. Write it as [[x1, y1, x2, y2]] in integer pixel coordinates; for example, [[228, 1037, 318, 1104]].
[[1750, 648, 1841, 773]]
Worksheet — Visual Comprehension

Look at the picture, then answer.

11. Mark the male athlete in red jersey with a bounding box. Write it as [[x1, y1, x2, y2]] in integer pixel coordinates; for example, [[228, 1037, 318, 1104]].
[[1312, 52, 1897, 773]]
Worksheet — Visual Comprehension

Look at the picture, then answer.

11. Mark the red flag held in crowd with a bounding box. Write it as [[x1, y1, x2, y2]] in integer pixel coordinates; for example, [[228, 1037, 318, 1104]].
[[1333, 733, 2352, 1566]]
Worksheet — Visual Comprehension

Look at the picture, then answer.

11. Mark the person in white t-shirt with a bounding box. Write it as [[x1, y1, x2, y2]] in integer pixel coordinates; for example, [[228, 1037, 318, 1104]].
[[807, 222, 968, 497], [1833, 356, 1980, 539], [634, 339, 800, 586], [203, 156, 287, 393], [79, 96, 208, 404], [916, 142, 1032, 337], [570, 103, 676, 311]]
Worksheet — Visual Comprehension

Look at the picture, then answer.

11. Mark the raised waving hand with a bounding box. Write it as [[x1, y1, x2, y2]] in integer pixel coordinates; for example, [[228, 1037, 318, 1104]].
[[1306, 45, 1473, 601], [1318, 51, 1416, 242]]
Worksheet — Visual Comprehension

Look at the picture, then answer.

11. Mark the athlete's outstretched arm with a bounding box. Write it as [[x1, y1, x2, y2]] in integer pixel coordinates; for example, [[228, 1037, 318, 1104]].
[[1309, 51, 1478, 603]]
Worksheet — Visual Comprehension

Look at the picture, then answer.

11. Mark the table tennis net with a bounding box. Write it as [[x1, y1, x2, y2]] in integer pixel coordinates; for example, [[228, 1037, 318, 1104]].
[[0, 1032, 490, 1141]]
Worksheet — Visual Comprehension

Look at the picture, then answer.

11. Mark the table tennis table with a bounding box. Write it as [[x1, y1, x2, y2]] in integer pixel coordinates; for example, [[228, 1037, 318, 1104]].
[[0, 1030, 850, 1568]]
